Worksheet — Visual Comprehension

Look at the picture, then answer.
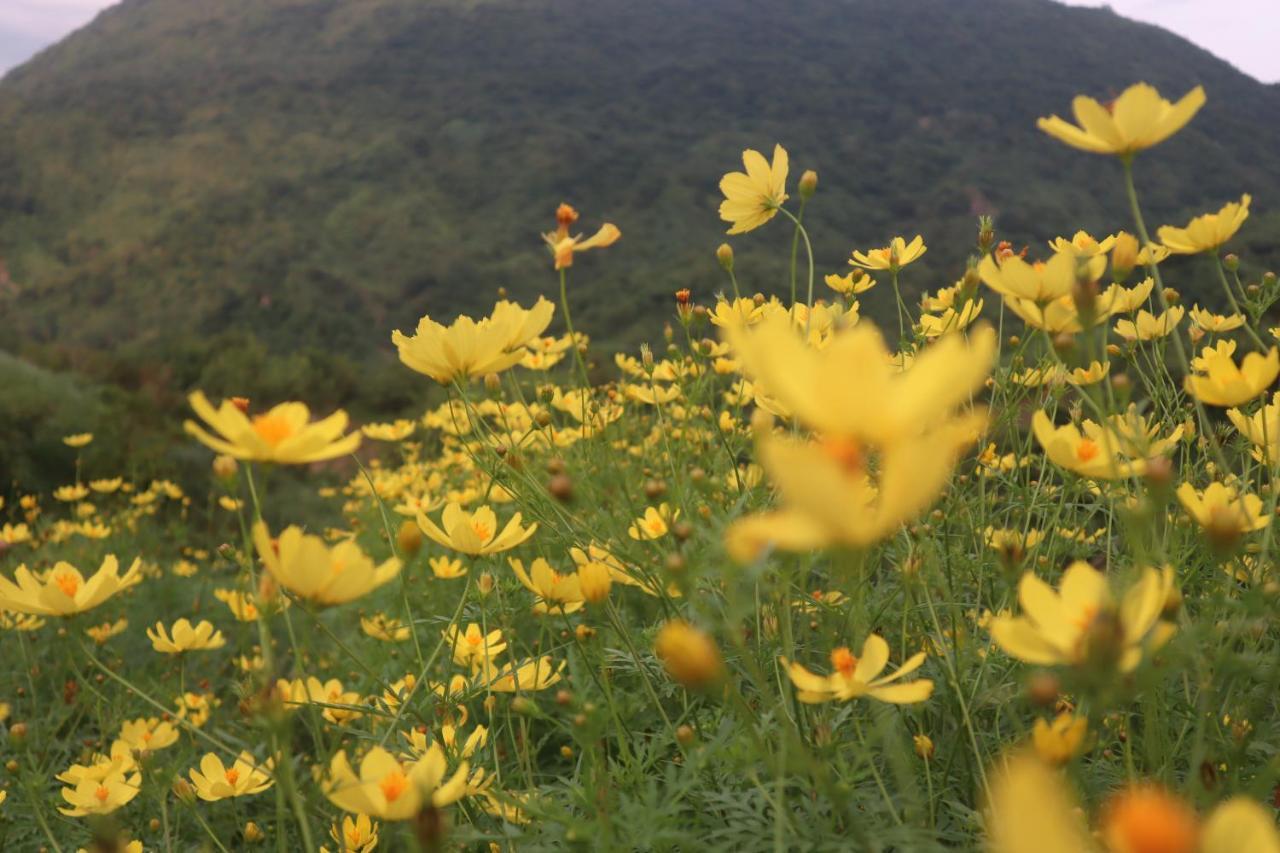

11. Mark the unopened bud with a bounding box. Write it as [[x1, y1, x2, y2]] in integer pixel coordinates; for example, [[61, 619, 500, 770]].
[[478, 572, 495, 598], [1111, 232, 1139, 279], [644, 479, 666, 500], [1027, 672, 1060, 708], [1223, 253, 1240, 272], [716, 243, 734, 272], [798, 169, 818, 200], [548, 474, 573, 503], [1162, 287, 1180, 305], [913, 733, 935, 760], [244, 821, 266, 844], [212, 455, 238, 480], [483, 372, 501, 393], [654, 620, 724, 689], [397, 520, 423, 559], [172, 777, 196, 805]]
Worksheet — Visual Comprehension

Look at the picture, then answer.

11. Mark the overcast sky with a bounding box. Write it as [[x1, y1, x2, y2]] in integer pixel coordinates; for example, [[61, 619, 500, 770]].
[[1, 0, 1278, 82]]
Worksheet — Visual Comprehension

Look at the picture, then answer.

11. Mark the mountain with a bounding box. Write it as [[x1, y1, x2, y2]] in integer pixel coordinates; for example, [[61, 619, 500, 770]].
[[1, 0, 1278, 388]]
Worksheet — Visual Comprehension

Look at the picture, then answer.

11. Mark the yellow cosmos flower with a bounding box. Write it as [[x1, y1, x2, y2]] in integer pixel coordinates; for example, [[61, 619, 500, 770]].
[[1036, 82, 1205, 155], [62, 433, 94, 448], [88, 477, 123, 493], [253, 522, 402, 606], [984, 527, 1043, 563], [1227, 390, 1280, 460], [1032, 712, 1088, 765], [1106, 277, 1154, 313], [428, 555, 467, 579], [989, 561, 1176, 672], [392, 297, 555, 385], [1185, 346, 1279, 406], [416, 503, 536, 556], [1048, 231, 1115, 256], [654, 620, 724, 689], [54, 484, 90, 502], [119, 717, 179, 752], [1177, 481, 1270, 542], [1158, 195, 1251, 254], [0, 555, 142, 616], [849, 235, 927, 271], [718, 144, 789, 234], [324, 745, 468, 820], [1189, 304, 1246, 333], [1032, 411, 1144, 480], [147, 619, 226, 654], [1066, 361, 1110, 386], [189, 752, 275, 801], [541, 204, 621, 269], [979, 250, 1104, 303], [445, 623, 507, 671], [726, 314, 994, 445], [824, 269, 875, 296], [184, 392, 361, 464], [509, 557, 585, 614], [782, 634, 932, 704], [0, 522, 32, 546], [628, 503, 678, 540], [361, 613, 411, 642], [1113, 306, 1184, 342], [85, 618, 128, 645], [58, 770, 140, 816], [918, 298, 983, 339], [327, 814, 379, 853], [361, 419, 417, 441], [477, 656, 567, 692], [1006, 292, 1112, 334]]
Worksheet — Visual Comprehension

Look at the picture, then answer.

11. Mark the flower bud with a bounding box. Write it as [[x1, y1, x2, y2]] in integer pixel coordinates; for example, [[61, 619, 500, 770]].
[[397, 520, 423, 559], [1223, 253, 1240, 272], [654, 620, 724, 689], [716, 243, 734, 272], [244, 822, 266, 844], [483, 372, 501, 393], [172, 777, 196, 805], [913, 733, 935, 760], [548, 474, 573, 503], [798, 169, 818, 200], [1111, 231, 1139, 279], [676, 724, 696, 746], [478, 572, 495, 598], [1162, 287, 1180, 305], [212, 454, 238, 480]]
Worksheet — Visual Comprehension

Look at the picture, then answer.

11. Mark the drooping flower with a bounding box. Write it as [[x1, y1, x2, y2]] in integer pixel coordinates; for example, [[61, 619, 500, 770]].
[[782, 634, 932, 704], [1036, 82, 1205, 155], [718, 144, 789, 234], [416, 503, 537, 556], [253, 522, 402, 606], [188, 752, 275, 801], [1158, 195, 1251, 254], [0, 556, 142, 617], [147, 619, 227, 654], [988, 561, 1176, 672], [323, 745, 468, 820], [184, 393, 361, 464]]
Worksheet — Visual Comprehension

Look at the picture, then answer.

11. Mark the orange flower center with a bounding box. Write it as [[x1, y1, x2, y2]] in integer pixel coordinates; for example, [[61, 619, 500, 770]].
[[1075, 439, 1100, 462], [94, 785, 110, 803], [54, 571, 80, 597], [142, 731, 153, 743], [645, 518, 666, 535], [251, 412, 295, 447], [224, 768, 240, 786], [466, 632, 483, 647], [821, 436, 864, 474], [830, 647, 858, 677], [471, 520, 493, 541], [379, 768, 409, 802], [1072, 604, 1100, 633]]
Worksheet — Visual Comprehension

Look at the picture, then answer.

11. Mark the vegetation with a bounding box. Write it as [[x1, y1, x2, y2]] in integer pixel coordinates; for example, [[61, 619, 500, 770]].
[[2, 75, 1280, 851]]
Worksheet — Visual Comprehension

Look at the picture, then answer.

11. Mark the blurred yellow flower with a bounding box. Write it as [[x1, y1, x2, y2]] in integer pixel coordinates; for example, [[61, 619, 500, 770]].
[[1158, 195, 1251, 254], [1032, 712, 1088, 765], [254, 522, 402, 606], [185, 392, 361, 464], [628, 503, 677, 540], [62, 433, 94, 448], [542, 203, 621, 269], [782, 634, 932, 704], [654, 619, 724, 689], [478, 656, 567, 692], [85, 618, 128, 644], [718, 144, 789, 234], [1036, 82, 1205, 155], [361, 612, 411, 642], [328, 814, 379, 853], [1177, 481, 1270, 541], [1032, 411, 1144, 479]]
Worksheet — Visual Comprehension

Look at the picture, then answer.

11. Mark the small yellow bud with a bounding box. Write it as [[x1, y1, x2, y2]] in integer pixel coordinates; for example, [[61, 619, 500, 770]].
[[478, 572, 495, 598], [716, 243, 734, 272], [798, 169, 818, 199], [654, 619, 724, 689], [396, 520, 423, 559], [244, 821, 266, 843], [913, 733, 935, 760], [1111, 231, 1139, 279], [483, 372, 502, 392], [212, 454, 238, 480], [172, 777, 196, 805]]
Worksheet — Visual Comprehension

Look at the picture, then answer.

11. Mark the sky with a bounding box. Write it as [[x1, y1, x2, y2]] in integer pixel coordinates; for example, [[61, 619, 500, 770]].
[[0, 0, 1278, 82]]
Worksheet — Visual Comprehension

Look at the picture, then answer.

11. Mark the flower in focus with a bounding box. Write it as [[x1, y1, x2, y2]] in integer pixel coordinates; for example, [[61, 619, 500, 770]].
[[782, 634, 933, 704], [1185, 346, 1279, 406], [1036, 82, 1205, 155], [58, 770, 140, 817], [327, 814, 379, 853], [147, 618, 226, 653], [184, 393, 361, 464], [1177, 481, 1270, 544], [718, 144, 789, 234], [254, 522, 402, 606], [392, 297, 555, 385], [323, 745, 468, 820], [416, 503, 537, 556], [1189, 305, 1246, 333], [989, 561, 1176, 672], [1113, 307, 1184, 341], [0, 556, 142, 616], [1032, 411, 1145, 480], [654, 619, 724, 689], [445, 623, 507, 671], [509, 557, 585, 614], [188, 752, 275, 801], [478, 656, 566, 692], [119, 717, 179, 753], [628, 503, 678, 540], [849, 235, 927, 272], [1158, 195, 1251, 254]]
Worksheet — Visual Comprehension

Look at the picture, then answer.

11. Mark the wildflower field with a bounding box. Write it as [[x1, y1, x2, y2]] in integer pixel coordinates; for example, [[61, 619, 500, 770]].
[[3, 82, 1280, 852]]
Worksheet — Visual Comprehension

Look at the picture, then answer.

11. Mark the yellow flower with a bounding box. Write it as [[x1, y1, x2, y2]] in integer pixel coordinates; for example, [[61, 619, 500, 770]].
[[628, 503, 678, 540], [989, 561, 1176, 672], [298, 677, 365, 725], [654, 619, 724, 689], [254, 522, 402, 606], [324, 745, 468, 820], [577, 559, 613, 604], [1066, 361, 1110, 386], [85, 618, 128, 645], [445, 623, 507, 671], [918, 298, 983, 340], [0, 555, 142, 616], [361, 419, 417, 441], [1185, 346, 1279, 406], [1189, 304, 1246, 333], [54, 484, 90, 502], [1158, 195, 1251, 254], [392, 297, 554, 385], [1113, 306, 1184, 341], [1227, 390, 1280, 460], [147, 619, 226, 653], [509, 557, 585, 614], [416, 503, 536, 556], [979, 250, 1104, 303], [175, 692, 215, 727], [184, 392, 361, 464], [849, 235, 927, 271], [782, 634, 932, 704], [62, 433, 94, 448], [985, 751, 1097, 853], [119, 717, 179, 752], [428, 555, 467, 578], [0, 522, 32, 546], [1031, 411, 1144, 479], [542, 204, 621, 269], [361, 613, 411, 642], [1177, 481, 1270, 542], [1048, 231, 1115, 256], [718, 144, 789, 234], [478, 656, 567, 692], [1032, 712, 1088, 765], [58, 770, 140, 816], [327, 814, 379, 853], [89, 477, 123, 493], [824, 270, 875, 296], [189, 752, 275, 800], [1036, 82, 1205, 155], [984, 527, 1043, 563]]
